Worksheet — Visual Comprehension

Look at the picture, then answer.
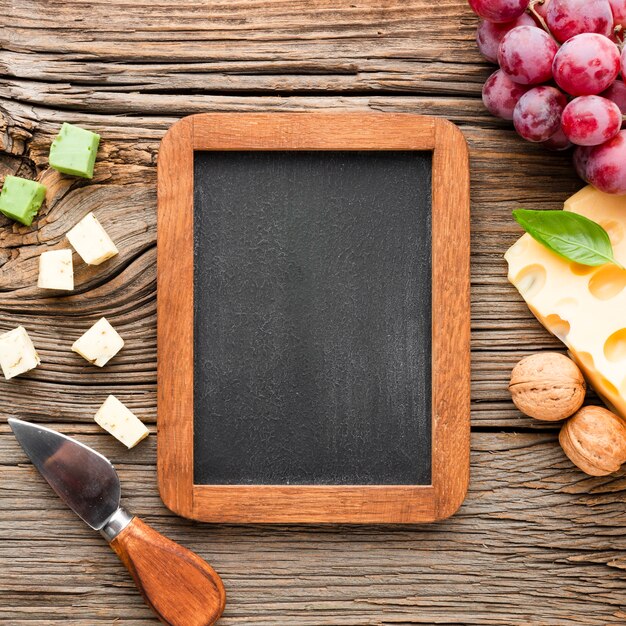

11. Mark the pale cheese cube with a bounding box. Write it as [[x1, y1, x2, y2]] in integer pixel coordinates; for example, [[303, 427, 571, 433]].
[[72, 317, 124, 367], [94, 395, 149, 448], [66, 212, 118, 265], [0, 326, 41, 379], [38, 249, 74, 291]]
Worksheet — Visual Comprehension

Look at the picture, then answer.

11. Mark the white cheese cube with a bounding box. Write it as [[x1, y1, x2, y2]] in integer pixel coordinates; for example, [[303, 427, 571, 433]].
[[66, 212, 118, 265], [0, 326, 41, 379], [38, 249, 74, 291], [94, 395, 149, 448], [72, 317, 124, 367]]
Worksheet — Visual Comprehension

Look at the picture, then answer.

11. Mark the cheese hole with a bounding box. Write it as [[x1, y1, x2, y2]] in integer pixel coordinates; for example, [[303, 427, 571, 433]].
[[507, 237, 530, 257], [604, 329, 626, 363], [570, 262, 595, 276], [514, 264, 546, 298], [544, 314, 570, 341], [588, 265, 626, 300], [554, 297, 578, 318], [600, 220, 624, 247]]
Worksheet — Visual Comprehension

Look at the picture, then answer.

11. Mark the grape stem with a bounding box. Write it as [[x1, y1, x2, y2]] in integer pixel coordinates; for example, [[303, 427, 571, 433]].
[[614, 25, 624, 51], [527, 0, 551, 36]]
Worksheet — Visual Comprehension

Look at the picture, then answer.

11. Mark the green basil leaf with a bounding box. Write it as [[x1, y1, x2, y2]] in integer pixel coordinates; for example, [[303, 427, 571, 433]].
[[512, 209, 624, 270]]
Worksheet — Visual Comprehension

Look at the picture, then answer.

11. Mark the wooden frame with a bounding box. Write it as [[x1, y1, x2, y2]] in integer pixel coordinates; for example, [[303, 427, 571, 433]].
[[157, 112, 470, 524]]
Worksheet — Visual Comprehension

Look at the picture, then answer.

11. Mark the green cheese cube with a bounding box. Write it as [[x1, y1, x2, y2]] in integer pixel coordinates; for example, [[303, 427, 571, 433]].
[[49, 123, 100, 179], [0, 176, 47, 226]]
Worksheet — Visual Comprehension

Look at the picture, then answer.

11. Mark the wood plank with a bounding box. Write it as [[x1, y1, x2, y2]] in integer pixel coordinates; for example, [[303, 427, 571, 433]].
[[2, 0, 484, 96], [2, 430, 626, 625]]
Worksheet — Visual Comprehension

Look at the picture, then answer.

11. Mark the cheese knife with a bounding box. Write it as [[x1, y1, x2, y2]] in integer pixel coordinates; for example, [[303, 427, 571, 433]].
[[8, 418, 226, 626]]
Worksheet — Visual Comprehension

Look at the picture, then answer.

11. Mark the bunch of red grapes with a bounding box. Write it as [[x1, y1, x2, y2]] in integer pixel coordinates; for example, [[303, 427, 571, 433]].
[[472, 0, 626, 194]]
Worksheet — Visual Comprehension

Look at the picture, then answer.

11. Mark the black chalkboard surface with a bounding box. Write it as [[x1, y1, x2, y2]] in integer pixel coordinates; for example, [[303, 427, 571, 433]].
[[157, 112, 470, 523], [193, 151, 432, 486]]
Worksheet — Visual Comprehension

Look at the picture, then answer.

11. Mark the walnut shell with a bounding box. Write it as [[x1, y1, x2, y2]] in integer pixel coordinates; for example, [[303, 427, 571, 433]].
[[509, 352, 586, 421], [559, 406, 626, 476]]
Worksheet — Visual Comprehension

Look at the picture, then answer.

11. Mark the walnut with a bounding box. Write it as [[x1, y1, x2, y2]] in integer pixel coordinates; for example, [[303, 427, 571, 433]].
[[559, 406, 626, 476], [509, 352, 586, 421]]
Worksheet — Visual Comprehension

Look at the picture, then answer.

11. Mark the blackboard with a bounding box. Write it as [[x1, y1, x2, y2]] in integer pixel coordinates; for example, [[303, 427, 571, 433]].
[[157, 112, 470, 523], [193, 150, 432, 486]]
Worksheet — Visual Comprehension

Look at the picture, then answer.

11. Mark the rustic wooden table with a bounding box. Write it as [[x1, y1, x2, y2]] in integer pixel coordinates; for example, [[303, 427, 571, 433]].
[[2, 1, 626, 624]]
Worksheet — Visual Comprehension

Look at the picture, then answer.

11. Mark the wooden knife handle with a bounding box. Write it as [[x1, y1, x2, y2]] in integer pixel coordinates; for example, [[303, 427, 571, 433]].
[[109, 517, 226, 626]]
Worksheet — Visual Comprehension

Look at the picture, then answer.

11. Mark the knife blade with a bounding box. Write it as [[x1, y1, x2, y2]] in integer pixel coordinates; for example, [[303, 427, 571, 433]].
[[9, 418, 226, 626]]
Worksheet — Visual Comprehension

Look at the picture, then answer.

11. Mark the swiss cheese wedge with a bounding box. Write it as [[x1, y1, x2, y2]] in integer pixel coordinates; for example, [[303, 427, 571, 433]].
[[506, 185, 626, 418]]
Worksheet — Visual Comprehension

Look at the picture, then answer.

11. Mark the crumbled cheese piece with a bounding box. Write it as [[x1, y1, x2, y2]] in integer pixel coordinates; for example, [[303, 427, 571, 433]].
[[0, 326, 41, 379], [94, 395, 149, 448], [38, 249, 74, 291], [72, 317, 124, 367], [66, 212, 118, 265]]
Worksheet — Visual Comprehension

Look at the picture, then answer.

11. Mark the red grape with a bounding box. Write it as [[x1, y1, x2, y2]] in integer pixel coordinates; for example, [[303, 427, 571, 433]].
[[468, 0, 531, 23], [513, 86, 567, 141], [601, 80, 626, 114], [498, 26, 558, 84], [561, 95, 622, 145], [546, 0, 613, 43], [609, 0, 626, 28], [552, 33, 620, 96], [476, 14, 536, 63], [578, 130, 626, 194], [466, 0, 626, 193], [543, 126, 573, 150], [482, 69, 531, 119]]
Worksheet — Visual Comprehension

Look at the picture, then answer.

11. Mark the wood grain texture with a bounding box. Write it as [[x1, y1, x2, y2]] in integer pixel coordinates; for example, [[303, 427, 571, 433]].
[[1, 0, 623, 623], [156, 116, 194, 518], [158, 112, 470, 523], [110, 517, 226, 626], [3, 429, 626, 625], [431, 117, 471, 520]]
